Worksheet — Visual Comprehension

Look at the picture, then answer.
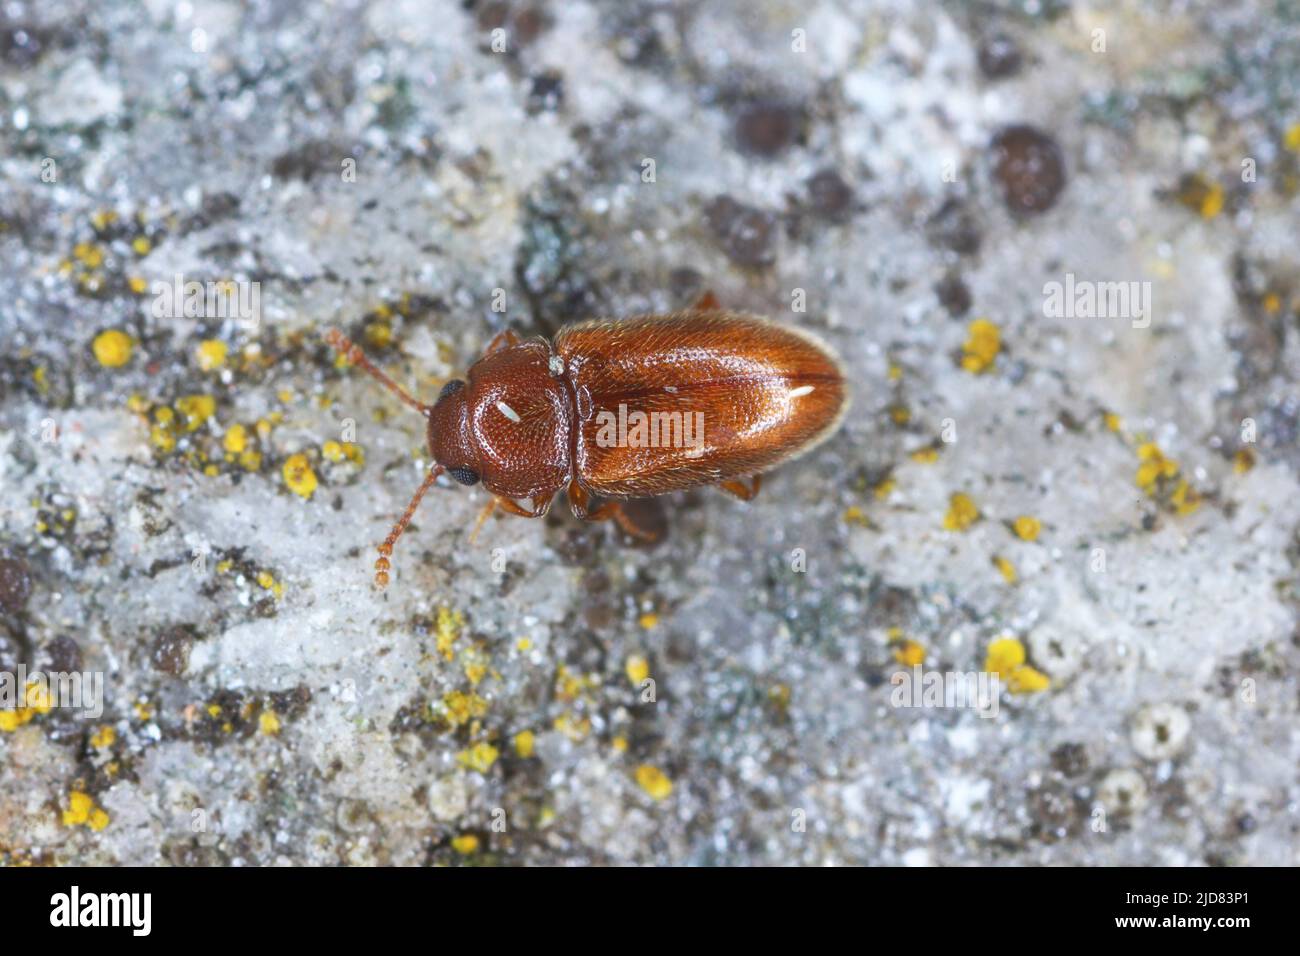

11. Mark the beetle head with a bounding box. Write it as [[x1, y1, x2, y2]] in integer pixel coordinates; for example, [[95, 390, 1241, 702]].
[[427, 341, 570, 500], [325, 328, 569, 588]]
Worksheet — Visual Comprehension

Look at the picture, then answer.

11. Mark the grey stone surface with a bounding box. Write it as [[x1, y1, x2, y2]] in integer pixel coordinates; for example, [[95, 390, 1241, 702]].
[[1, 0, 1298, 865]]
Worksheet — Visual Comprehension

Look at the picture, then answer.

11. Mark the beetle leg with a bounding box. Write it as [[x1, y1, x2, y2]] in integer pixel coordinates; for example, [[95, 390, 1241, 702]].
[[468, 497, 497, 544], [492, 494, 552, 519], [567, 480, 661, 541], [482, 328, 521, 357], [692, 289, 722, 312], [718, 475, 763, 501]]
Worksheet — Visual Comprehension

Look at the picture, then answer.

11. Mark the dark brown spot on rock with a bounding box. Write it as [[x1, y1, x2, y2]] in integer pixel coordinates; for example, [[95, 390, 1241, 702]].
[[1028, 780, 1078, 842], [0, 619, 27, 673], [43, 635, 82, 673], [990, 125, 1066, 216], [977, 33, 1023, 79], [272, 140, 349, 181], [511, 6, 547, 46], [476, 1, 510, 30], [1050, 741, 1090, 777], [733, 100, 805, 158], [806, 168, 854, 223], [935, 273, 972, 316], [926, 197, 982, 255], [0, 556, 32, 614], [704, 196, 777, 268], [527, 71, 564, 114], [552, 525, 601, 565], [152, 625, 198, 677]]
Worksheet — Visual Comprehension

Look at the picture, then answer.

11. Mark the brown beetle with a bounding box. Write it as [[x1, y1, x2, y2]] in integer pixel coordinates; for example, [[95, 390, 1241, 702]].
[[326, 295, 848, 586]]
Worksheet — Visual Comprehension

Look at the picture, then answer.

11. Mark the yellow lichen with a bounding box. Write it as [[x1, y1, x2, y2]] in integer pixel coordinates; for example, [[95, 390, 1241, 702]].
[[960, 319, 1000, 374], [223, 423, 248, 454], [259, 709, 281, 735], [0, 683, 47, 731], [282, 453, 318, 499], [984, 636, 1050, 695], [1012, 515, 1041, 541], [513, 730, 535, 758], [638, 612, 659, 630], [435, 606, 464, 661], [175, 394, 216, 431], [73, 242, 104, 268], [552, 712, 591, 742], [442, 690, 489, 728], [984, 636, 1026, 675], [943, 492, 980, 531], [364, 322, 392, 349], [89, 209, 117, 231], [1170, 479, 1202, 515], [1233, 449, 1255, 474], [1005, 666, 1051, 694], [1176, 173, 1224, 219], [892, 638, 925, 667], [90, 725, 116, 749], [842, 504, 870, 526], [635, 764, 673, 801], [451, 834, 479, 855], [92, 329, 133, 368], [993, 555, 1018, 584], [625, 654, 650, 686], [196, 339, 228, 371], [910, 446, 939, 464], [457, 742, 500, 773], [62, 790, 109, 831], [61, 791, 94, 826], [1136, 442, 1180, 491], [1285, 122, 1300, 152]]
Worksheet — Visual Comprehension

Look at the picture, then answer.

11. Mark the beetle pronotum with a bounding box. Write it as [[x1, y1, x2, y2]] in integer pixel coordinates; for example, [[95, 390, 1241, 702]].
[[326, 295, 848, 586]]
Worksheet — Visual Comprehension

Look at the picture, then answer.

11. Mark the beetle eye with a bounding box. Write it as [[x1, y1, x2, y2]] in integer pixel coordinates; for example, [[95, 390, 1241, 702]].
[[439, 379, 466, 400], [447, 466, 479, 486]]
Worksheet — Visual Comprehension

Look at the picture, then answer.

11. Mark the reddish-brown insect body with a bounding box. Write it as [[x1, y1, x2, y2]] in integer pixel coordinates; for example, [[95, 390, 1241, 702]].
[[327, 302, 848, 586]]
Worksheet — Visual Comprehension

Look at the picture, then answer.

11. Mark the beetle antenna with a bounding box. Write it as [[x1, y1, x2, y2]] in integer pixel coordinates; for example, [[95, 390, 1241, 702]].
[[374, 464, 445, 588], [324, 328, 431, 415]]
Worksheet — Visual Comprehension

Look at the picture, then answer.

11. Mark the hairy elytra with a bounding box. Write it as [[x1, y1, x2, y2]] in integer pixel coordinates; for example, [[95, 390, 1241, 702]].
[[327, 302, 848, 587]]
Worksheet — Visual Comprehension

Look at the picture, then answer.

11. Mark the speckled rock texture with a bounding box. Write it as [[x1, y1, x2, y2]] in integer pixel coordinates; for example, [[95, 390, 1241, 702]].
[[2, 0, 1299, 865]]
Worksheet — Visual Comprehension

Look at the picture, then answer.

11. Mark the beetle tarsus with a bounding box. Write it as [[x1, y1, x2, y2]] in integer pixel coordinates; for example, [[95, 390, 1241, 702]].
[[567, 480, 661, 541], [718, 475, 763, 501]]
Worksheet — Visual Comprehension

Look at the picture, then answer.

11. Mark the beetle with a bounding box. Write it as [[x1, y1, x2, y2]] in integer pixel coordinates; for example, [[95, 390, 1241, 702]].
[[325, 294, 848, 587]]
